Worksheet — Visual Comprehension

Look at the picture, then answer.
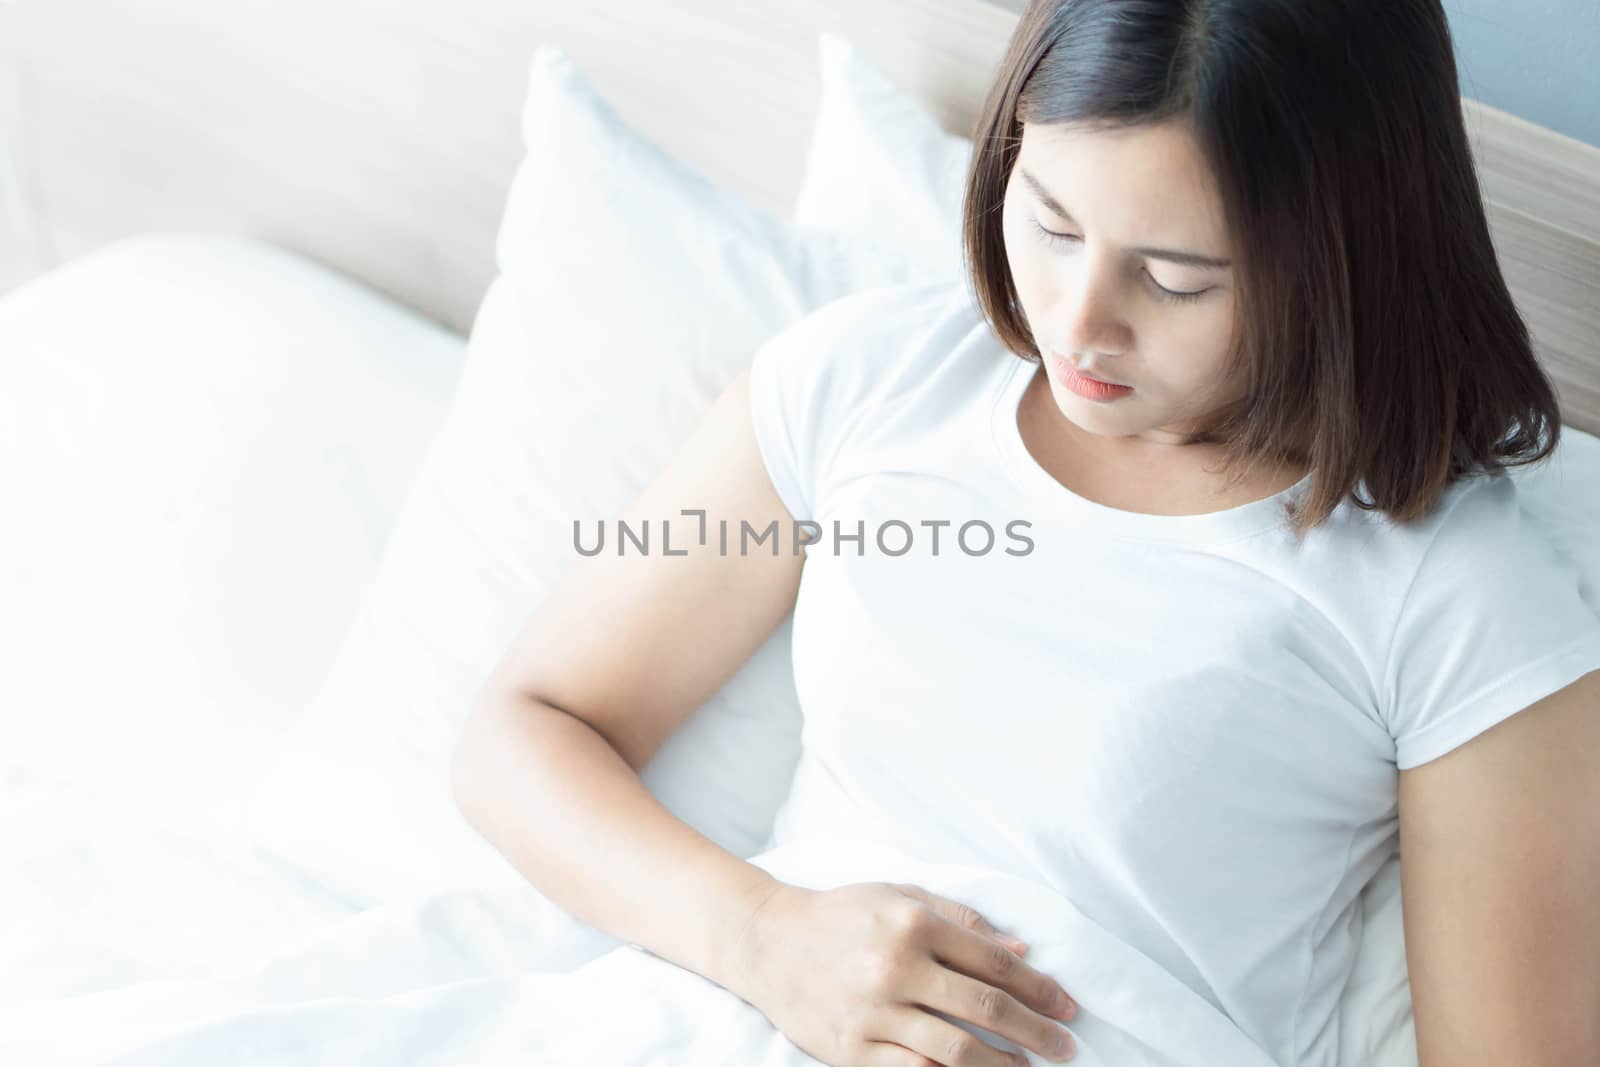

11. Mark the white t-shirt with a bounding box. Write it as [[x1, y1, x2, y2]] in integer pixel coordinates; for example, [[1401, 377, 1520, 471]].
[[746, 278, 1600, 1065]]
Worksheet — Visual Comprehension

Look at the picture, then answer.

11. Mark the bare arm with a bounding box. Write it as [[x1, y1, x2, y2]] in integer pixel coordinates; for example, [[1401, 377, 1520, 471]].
[[451, 363, 806, 992], [455, 692, 785, 987], [1397, 668, 1600, 1065]]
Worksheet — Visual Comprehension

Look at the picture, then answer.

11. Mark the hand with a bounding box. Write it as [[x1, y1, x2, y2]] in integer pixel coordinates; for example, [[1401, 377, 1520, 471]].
[[725, 879, 1078, 1066]]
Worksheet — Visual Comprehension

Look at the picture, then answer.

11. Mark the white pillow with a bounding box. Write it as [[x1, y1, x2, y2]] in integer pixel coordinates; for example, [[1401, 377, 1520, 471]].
[[0, 233, 464, 838], [244, 44, 925, 907], [792, 32, 975, 287]]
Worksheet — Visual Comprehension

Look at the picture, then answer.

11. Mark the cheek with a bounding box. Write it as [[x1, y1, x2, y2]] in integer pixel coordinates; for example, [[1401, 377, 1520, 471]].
[[1160, 316, 1237, 392], [1193, 304, 1239, 373]]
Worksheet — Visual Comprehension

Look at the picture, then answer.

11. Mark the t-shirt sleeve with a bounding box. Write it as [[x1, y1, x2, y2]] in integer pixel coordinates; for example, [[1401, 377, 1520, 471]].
[[1381, 472, 1600, 771], [745, 288, 889, 524]]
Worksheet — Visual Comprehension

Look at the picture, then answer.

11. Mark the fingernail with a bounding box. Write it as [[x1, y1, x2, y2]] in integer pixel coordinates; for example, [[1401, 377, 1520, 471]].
[[1004, 935, 1029, 953]]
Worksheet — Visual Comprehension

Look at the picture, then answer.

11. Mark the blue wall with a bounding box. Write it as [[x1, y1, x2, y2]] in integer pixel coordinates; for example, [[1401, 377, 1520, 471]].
[[1444, 0, 1600, 148], [991, 0, 1600, 147]]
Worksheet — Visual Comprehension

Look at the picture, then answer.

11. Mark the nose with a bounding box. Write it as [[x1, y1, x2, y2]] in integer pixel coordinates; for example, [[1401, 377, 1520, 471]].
[[1052, 255, 1131, 358]]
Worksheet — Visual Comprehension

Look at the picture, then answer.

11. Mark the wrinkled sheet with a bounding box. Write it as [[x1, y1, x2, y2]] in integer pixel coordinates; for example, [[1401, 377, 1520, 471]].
[[0, 815, 1416, 1067], [0, 763, 357, 1006]]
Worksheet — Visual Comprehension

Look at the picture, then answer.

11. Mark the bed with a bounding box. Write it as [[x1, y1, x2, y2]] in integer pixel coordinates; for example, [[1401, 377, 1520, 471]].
[[2, 1, 1598, 1064]]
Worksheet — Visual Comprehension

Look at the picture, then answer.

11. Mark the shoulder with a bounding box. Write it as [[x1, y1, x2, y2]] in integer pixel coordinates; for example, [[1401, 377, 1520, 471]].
[[745, 278, 1013, 517], [750, 276, 996, 430], [1322, 471, 1530, 579], [1331, 472, 1555, 629], [1272, 472, 1563, 678], [1354, 468, 1600, 767], [754, 278, 978, 383], [1401, 471, 1545, 576], [1382, 467, 1596, 667]]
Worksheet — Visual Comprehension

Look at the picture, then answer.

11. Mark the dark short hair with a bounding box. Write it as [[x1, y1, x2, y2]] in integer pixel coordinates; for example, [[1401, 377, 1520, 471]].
[[962, 0, 1562, 539]]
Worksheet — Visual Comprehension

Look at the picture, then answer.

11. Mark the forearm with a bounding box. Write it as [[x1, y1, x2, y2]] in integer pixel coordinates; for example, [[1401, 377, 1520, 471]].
[[451, 691, 782, 992]]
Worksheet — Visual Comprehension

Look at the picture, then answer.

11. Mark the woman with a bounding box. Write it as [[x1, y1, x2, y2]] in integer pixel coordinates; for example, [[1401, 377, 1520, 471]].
[[453, 1, 1600, 1064]]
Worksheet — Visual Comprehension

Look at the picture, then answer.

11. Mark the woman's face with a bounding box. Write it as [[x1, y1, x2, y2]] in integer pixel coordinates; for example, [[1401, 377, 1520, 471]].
[[1002, 119, 1241, 451]]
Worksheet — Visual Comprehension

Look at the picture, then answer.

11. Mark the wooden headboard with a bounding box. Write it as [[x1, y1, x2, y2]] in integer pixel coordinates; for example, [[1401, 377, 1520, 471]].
[[2, 0, 1596, 434]]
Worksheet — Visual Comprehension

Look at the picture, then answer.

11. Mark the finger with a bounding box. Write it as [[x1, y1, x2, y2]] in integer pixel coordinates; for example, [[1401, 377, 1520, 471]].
[[894, 885, 1020, 953], [914, 962, 1078, 1064], [860, 1040, 942, 1067], [884, 1005, 1036, 1067], [930, 919, 1077, 1025]]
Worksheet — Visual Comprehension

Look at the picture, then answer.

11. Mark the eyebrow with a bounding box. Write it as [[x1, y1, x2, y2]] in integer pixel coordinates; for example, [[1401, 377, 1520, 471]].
[[1019, 166, 1232, 270]]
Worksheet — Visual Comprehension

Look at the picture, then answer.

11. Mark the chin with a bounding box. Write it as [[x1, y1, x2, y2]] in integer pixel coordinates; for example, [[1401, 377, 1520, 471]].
[[1048, 383, 1117, 420], [1049, 396, 1113, 437]]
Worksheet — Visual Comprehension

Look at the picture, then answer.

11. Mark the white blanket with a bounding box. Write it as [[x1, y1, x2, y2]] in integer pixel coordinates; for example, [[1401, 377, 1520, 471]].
[[1, 810, 1415, 1067]]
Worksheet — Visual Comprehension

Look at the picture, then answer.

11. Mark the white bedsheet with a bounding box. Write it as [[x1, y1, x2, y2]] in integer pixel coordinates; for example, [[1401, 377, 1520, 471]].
[[0, 762, 354, 1007], [1, 812, 1415, 1067]]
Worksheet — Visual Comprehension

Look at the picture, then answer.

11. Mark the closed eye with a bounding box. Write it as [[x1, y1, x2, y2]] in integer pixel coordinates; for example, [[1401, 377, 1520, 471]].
[[1028, 218, 1212, 305]]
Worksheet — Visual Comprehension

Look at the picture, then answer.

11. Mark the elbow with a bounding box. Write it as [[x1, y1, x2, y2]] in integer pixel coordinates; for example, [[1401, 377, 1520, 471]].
[[452, 686, 567, 823]]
